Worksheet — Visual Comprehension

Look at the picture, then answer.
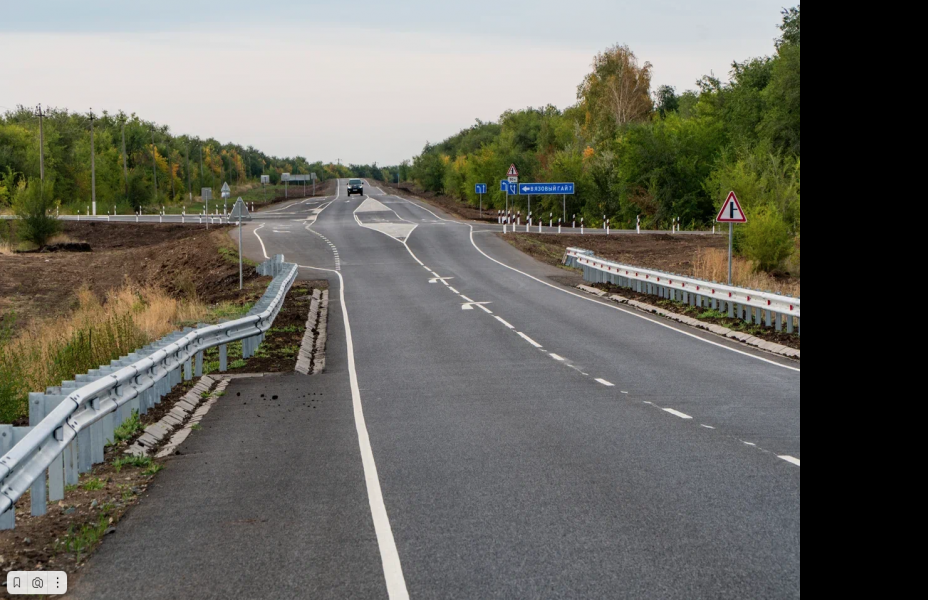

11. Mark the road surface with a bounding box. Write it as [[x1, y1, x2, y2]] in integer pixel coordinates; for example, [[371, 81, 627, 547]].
[[71, 180, 800, 599]]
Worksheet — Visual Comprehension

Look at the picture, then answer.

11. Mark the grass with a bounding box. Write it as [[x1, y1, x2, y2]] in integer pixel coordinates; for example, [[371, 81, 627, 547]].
[[55, 515, 111, 561], [113, 455, 152, 473], [0, 284, 209, 424], [191, 423, 202, 431], [693, 248, 800, 297], [143, 463, 163, 476], [110, 411, 142, 445], [0, 237, 12, 255], [82, 478, 106, 491]]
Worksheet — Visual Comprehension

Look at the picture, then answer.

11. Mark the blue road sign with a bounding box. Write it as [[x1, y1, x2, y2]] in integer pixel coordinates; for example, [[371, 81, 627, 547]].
[[475, 184, 487, 195], [517, 183, 575, 195], [500, 181, 517, 194]]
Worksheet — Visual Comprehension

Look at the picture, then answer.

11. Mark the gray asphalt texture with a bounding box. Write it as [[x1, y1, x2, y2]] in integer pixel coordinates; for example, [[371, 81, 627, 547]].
[[70, 181, 800, 599]]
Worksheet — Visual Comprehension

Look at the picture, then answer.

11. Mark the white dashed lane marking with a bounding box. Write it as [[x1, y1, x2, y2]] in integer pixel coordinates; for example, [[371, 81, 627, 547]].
[[662, 408, 693, 420], [595, 379, 615, 387], [516, 332, 543, 349], [779, 456, 801, 467]]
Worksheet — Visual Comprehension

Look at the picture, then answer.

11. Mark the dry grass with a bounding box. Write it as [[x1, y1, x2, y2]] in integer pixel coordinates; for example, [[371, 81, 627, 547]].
[[1, 283, 208, 423], [0, 237, 12, 256], [47, 233, 79, 245], [693, 248, 800, 297]]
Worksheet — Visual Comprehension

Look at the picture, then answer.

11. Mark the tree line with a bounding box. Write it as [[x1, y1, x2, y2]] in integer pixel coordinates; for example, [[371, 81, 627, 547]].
[[404, 6, 800, 273], [0, 109, 340, 215]]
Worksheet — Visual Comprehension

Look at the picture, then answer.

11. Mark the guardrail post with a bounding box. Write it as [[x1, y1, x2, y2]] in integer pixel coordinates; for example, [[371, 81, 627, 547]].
[[195, 351, 204, 377], [43, 396, 66, 502], [787, 317, 795, 335], [219, 345, 228, 372], [29, 393, 48, 516], [90, 399, 105, 466], [1, 425, 15, 530], [184, 357, 193, 381]]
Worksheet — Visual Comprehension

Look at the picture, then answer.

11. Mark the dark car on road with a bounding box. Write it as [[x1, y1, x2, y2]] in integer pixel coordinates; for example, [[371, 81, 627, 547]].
[[347, 179, 364, 196]]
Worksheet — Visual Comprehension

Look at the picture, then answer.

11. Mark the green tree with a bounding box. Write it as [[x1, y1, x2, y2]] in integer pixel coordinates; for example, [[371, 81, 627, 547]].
[[739, 205, 794, 272], [13, 179, 60, 248]]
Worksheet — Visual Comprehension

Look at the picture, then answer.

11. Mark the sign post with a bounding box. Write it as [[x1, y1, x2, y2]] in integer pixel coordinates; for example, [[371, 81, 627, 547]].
[[475, 184, 487, 218], [715, 191, 748, 285], [311, 173, 317, 196], [282, 173, 290, 198], [230, 197, 252, 290], [201, 187, 213, 230], [261, 175, 270, 203], [221, 182, 231, 216]]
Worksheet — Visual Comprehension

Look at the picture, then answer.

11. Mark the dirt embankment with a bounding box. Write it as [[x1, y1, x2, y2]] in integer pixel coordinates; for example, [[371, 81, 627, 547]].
[[0, 222, 266, 333], [505, 232, 728, 276]]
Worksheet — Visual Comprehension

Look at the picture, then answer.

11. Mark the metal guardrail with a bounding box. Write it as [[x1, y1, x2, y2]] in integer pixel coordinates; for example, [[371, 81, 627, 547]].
[[564, 247, 800, 334], [0, 255, 297, 530]]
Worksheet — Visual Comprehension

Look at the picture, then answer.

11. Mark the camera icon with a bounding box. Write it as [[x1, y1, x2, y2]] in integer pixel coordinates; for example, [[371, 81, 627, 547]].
[[32, 577, 45, 590]]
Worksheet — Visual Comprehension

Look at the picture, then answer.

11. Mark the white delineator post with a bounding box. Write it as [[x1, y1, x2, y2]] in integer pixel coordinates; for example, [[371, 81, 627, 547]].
[[581, 218, 584, 235], [637, 215, 641, 234]]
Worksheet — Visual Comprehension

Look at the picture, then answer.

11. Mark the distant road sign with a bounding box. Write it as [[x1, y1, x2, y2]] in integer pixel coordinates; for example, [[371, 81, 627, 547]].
[[311, 173, 317, 180], [475, 184, 487, 195], [281, 173, 291, 182], [716, 191, 747, 223], [508, 176, 519, 184], [201, 188, 213, 201], [260, 175, 270, 184], [518, 183, 575, 195], [221, 182, 231, 199], [500, 180, 508, 192], [507, 164, 519, 177], [230, 198, 251, 220]]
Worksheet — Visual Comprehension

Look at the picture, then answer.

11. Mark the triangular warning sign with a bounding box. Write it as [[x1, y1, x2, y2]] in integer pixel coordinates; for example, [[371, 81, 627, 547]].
[[716, 191, 747, 223], [230, 198, 251, 220], [507, 164, 519, 177]]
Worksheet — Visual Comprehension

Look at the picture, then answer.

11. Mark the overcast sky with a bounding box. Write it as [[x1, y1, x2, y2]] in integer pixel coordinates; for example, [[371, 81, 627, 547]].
[[1, 1, 790, 165]]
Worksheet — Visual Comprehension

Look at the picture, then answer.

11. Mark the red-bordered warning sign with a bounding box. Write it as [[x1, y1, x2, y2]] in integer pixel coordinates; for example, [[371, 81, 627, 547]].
[[507, 164, 519, 177], [716, 191, 747, 223]]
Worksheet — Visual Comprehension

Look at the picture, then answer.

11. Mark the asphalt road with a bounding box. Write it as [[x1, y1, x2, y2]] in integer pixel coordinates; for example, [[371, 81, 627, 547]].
[[71, 180, 800, 599]]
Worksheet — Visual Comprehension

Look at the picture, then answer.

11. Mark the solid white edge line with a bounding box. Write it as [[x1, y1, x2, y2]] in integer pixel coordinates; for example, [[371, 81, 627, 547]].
[[595, 378, 615, 387], [778, 455, 801, 467], [550, 354, 566, 362], [464, 228, 801, 374], [298, 263, 410, 600], [252, 224, 269, 259], [663, 408, 693, 420], [387, 192, 799, 373]]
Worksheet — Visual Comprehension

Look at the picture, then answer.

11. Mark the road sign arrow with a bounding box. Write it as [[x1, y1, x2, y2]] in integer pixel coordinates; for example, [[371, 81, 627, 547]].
[[429, 277, 455, 284], [716, 191, 747, 223]]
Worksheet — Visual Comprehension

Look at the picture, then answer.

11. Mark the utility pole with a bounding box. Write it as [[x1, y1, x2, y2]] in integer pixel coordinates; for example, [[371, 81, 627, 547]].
[[198, 143, 204, 191], [89, 109, 97, 216], [167, 137, 175, 201], [186, 143, 191, 202], [36, 104, 45, 183], [121, 119, 129, 203], [150, 125, 158, 204]]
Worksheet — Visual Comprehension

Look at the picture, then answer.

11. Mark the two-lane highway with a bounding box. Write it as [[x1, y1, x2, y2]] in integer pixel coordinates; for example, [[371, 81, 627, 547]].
[[72, 179, 799, 599]]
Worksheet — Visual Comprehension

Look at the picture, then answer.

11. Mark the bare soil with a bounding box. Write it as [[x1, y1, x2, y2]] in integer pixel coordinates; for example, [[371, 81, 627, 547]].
[[0, 222, 268, 334], [503, 232, 728, 276]]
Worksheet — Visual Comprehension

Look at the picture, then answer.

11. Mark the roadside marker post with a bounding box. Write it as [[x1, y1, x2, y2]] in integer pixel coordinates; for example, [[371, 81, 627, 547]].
[[581, 218, 584, 235], [607, 219, 610, 235], [715, 191, 748, 285], [637, 215, 641, 234]]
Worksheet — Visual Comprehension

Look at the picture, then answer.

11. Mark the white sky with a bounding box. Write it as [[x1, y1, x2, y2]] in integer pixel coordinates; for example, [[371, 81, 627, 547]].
[[0, 1, 789, 165]]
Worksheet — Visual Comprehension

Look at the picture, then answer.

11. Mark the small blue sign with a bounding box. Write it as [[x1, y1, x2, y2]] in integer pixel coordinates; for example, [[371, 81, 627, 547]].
[[475, 184, 487, 195], [518, 183, 575, 195], [500, 181, 517, 194]]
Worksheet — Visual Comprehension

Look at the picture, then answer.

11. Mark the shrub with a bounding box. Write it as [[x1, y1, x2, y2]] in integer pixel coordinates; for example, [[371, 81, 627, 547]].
[[738, 204, 794, 272], [13, 178, 60, 248]]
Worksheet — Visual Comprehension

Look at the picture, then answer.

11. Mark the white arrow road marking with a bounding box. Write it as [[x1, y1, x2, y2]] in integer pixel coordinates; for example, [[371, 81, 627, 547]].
[[461, 302, 492, 312], [429, 277, 455, 284]]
